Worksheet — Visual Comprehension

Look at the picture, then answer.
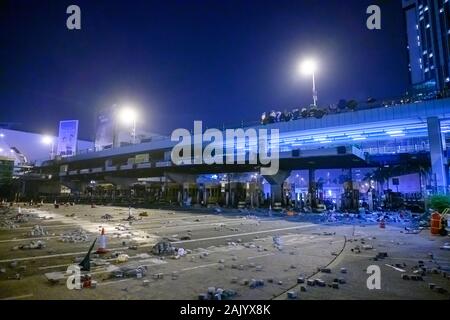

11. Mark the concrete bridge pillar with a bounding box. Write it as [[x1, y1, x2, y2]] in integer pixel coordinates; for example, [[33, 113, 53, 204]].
[[308, 168, 316, 209], [263, 170, 291, 205], [427, 117, 448, 194]]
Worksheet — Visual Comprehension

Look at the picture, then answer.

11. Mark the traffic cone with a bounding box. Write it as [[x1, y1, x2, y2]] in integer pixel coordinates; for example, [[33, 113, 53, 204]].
[[379, 218, 385, 229], [96, 228, 108, 254]]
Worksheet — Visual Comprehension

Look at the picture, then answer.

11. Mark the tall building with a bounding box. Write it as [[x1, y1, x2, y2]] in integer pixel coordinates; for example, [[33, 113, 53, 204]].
[[403, 0, 450, 93]]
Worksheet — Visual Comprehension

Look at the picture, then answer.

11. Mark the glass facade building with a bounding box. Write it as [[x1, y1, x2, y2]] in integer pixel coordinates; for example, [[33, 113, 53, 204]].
[[403, 0, 450, 92]]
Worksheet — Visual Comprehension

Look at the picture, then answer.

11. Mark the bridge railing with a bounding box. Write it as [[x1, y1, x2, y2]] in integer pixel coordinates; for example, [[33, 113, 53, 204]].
[[70, 94, 450, 158]]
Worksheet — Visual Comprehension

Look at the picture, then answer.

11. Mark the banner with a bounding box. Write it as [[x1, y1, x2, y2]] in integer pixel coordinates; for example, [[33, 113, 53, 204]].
[[135, 153, 149, 164], [95, 110, 115, 151], [57, 120, 79, 157]]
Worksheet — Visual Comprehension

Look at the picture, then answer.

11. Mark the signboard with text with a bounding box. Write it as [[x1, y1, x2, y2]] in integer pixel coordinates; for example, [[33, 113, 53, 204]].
[[57, 120, 79, 157]]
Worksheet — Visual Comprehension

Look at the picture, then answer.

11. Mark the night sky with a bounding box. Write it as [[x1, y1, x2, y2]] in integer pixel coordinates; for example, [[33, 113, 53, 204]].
[[0, 0, 408, 140]]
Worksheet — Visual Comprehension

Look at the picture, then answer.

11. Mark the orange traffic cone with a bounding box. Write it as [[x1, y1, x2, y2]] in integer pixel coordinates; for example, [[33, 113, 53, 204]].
[[96, 228, 108, 254]]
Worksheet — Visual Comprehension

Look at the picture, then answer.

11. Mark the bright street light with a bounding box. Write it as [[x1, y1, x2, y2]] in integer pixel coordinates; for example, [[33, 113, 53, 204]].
[[42, 135, 53, 145], [117, 106, 138, 144], [299, 58, 318, 107]]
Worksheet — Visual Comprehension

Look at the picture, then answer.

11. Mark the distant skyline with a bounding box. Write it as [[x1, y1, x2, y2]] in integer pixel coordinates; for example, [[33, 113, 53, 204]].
[[1, 0, 408, 140]]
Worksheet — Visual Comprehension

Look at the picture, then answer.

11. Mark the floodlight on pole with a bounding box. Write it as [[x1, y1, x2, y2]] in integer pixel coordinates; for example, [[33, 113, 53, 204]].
[[299, 58, 318, 107], [118, 106, 138, 144], [42, 135, 55, 159]]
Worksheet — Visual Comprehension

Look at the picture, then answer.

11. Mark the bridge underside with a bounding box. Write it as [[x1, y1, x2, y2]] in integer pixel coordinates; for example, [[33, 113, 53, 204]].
[[56, 147, 370, 181], [57, 151, 434, 183]]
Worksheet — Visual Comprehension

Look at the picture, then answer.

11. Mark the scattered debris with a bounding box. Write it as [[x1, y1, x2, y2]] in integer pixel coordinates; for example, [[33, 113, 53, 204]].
[[17, 240, 46, 250], [112, 265, 147, 278], [273, 235, 283, 250], [116, 254, 129, 263], [319, 267, 331, 273], [249, 279, 265, 288], [152, 241, 175, 255], [199, 287, 237, 300], [314, 279, 326, 287], [60, 229, 89, 242]]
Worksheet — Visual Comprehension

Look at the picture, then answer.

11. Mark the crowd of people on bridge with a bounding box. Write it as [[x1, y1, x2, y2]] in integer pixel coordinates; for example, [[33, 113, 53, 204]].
[[260, 90, 447, 125]]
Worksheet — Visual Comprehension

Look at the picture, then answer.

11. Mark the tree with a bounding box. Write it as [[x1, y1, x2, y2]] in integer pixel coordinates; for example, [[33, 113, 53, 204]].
[[346, 99, 358, 111], [337, 99, 347, 110], [429, 195, 450, 213]]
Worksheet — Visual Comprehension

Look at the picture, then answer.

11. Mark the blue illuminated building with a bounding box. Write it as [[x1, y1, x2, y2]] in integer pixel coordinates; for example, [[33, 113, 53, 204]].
[[403, 0, 450, 93]]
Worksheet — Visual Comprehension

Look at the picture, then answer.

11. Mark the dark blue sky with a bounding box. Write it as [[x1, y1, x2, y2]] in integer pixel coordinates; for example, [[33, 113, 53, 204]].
[[1, 0, 408, 139]]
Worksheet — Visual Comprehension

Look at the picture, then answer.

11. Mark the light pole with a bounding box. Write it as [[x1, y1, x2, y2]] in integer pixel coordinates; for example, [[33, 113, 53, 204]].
[[118, 106, 138, 144], [42, 135, 55, 159], [300, 58, 318, 107]]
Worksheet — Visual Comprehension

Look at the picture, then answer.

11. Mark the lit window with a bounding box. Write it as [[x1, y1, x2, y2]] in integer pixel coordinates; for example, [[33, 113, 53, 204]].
[[426, 24, 430, 29], [446, 77, 450, 82], [431, 65, 435, 70], [429, 53, 433, 58], [440, 8, 444, 13], [425, 67, 429, 72], [424, 6, 429, 12]]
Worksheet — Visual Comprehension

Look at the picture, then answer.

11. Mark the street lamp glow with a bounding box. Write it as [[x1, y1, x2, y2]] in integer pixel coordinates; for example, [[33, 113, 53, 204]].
[[42, 135, 55, 159], [298, 58, 319, 106], [118, 107, 138, 126], [42, 135, 53, 145], [300, 59, 317, 75], [117, 106, 138, 144]]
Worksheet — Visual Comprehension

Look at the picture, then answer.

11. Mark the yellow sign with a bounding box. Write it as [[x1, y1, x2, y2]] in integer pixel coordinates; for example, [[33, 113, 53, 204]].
[[135, 154, 149, 164]]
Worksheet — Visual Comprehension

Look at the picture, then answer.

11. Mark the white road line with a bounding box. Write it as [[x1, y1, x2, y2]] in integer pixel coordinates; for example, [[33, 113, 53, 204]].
[[0, 224, 315, 263], [170, 224, 315, 244], [10, 214, 222, 230], [1, 294, 34, 300], [181, 263, 219, 271], [0, 219, 252, 244], [0, 236, 61, 243], [248, 253, 274, 259]]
